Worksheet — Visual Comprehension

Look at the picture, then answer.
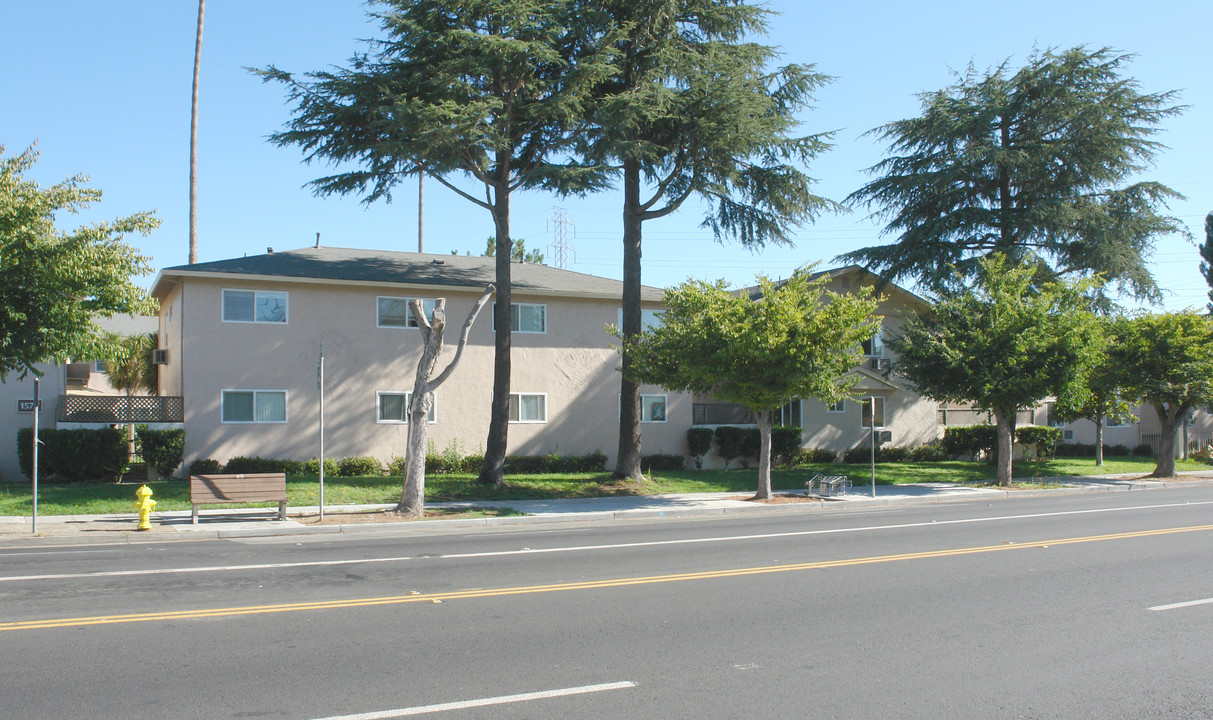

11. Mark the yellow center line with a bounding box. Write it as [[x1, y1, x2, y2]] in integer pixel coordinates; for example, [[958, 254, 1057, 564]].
[[4, 523, 1211, 632]]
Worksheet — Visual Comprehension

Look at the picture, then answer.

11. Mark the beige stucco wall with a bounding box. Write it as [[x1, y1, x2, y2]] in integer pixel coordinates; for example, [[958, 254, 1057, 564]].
[[173, 277, 685, 473], [0, 365, 65, 482]]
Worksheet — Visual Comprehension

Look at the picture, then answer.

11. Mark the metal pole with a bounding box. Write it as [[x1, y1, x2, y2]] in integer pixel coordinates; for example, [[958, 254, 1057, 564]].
[[32, 378, 40, 533], [318, 343, 325, 521], [869, 395, 876, 498]]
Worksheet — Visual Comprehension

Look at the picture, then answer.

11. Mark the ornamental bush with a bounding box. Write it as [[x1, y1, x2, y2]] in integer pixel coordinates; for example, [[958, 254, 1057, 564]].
[[642, 453, 685, 472], [771, 426, 803, 466], [338, 455, 384, 477], [714, 426, 746, 469], [686, 428, 714, 468], [17, 427, 127, 482], [302, 457, 340, 477], [136, 428, 185, 479], [188, 458, 223, 476]]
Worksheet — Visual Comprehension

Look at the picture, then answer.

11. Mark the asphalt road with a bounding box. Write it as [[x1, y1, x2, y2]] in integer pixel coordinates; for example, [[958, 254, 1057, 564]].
[[2, 487, 1212, 719]]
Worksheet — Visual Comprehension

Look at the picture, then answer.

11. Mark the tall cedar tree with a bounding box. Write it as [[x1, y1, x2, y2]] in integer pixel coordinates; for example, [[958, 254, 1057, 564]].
[[0, 145, 157, 380], [843, 47, 1186, 304], [583, 0, 838, 479], [1111, 312, 1213, 477], [624, 269, 878, 499], [888, 255, 1099, 487], [258, 0, 614, 486], [1200, 212, 1213, 312]]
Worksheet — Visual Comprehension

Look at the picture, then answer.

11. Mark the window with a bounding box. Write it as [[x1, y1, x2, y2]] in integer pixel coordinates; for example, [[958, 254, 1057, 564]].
[[93, 360, 108, 373], [1105, 415, 1134, 428], [221, 390, 287, 423], [378, 297, 437, 328], [775, 399, 801, 427], [642, 395, 667, 423], [223, 289, 288, 323], [616, 308, 664, 331], [508, 393, 546, 423], [377, 391, 436, 423], [1046, 403, 1065, 428], [495, 303, 546, 333], [826, 400, 845, 414], [861, 325, 884, 356], [861, 397, 885, 428]]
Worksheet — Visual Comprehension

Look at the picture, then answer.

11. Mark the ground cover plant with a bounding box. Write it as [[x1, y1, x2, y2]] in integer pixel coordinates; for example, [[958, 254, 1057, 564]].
[[1, 456, 1203, 517]]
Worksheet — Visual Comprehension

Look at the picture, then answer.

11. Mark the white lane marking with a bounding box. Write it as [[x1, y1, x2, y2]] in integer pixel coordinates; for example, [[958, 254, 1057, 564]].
[[1149, 597, 1213, 611], [3, 500, 1210, 583], [439, 501, 1213, 559], [308, 681, 636, 719], [0, 556, 413, 583]]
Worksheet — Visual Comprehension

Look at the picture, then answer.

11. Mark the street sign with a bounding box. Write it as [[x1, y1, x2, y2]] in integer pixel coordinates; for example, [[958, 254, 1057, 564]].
[[17, 399, 41, 413]]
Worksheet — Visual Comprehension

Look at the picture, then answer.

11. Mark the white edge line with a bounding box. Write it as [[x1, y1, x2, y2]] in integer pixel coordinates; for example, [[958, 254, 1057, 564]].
[[1148, 597, 1213, 611], [309, 681, 637, 720], [5, 500, 1211, 583]]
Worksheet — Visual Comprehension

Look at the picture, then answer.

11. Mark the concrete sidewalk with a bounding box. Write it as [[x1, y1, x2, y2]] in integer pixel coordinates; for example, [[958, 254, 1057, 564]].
[[3, 472, 1212, 547]]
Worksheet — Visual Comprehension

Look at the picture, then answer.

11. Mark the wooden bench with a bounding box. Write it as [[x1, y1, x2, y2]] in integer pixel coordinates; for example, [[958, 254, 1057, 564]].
[[807, 474, 851, 497], [190, 473, 288, 524]]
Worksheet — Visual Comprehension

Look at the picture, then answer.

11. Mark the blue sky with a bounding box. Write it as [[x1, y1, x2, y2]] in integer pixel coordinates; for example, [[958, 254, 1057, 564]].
[[3, 1, 1209, 309]]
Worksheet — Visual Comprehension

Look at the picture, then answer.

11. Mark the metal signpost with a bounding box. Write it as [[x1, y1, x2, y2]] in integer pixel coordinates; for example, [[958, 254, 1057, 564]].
[[31, 378, 40, 533], [317, 343, 326, 521], [868, 395, 877, 498]]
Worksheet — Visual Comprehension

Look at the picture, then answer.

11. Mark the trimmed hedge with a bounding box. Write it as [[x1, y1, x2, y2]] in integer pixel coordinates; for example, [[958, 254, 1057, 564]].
[[339, 456, 384, 477], [223, 456, 302, 474], [686, 428, 713, 460], [188, 458, 223, 476], [136, 428, 185, 478], [17, 427, 128, 482], [714, 426, 746, 468], [771, 426, 802, 466], [1132, 442, 1154, 457], [302, 457, 340, 477], [796, 447, 838, 464], [642, 453, 686, 472], [942, 425, 998, 460], [502, 451, 607, 474]]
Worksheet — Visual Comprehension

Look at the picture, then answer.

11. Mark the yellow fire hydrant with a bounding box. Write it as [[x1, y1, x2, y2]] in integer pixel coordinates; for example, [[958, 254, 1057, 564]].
[[134, 484, 156, 531]]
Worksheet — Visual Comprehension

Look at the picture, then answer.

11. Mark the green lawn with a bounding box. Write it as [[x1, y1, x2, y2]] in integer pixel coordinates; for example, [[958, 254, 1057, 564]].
[[0, 456, 1204, 517]]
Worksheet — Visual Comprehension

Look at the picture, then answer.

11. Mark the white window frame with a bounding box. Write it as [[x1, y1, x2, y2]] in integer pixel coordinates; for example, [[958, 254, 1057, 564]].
[[861, 397, 886, 429], [826, 400, 845, 414], [377, 296, 437, 329], [862, 324, 884, 357], [222, 289, 289, 324], [641, 394, 667, 423], [376, 391, 436, 424], [508, 392, 547, 423], [775, 399, 802, 427], [494, 303, 547, 333], [616, 308, 664, 331], [1105, 414, 1134, 428], [221, 389, 288, 424]]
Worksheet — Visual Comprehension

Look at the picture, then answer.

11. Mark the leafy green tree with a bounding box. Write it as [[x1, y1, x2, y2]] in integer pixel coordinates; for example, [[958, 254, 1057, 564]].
[[624, 269, 878, 499], [888, 255, 1099, 486], [0, 145, 157, 381], [1110, 312, 1213, 477], [582, 0, 839, 480], [483, 236, 543, 264], [1200, 212, 1213, 313], [843, 47, 1186, 304], [257, 0, 613, 486], [1051, 317, 1134, 465]]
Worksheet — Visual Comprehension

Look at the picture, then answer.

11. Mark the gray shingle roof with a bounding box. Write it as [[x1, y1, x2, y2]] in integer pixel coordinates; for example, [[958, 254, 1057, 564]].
[[153, 246, 663, 302]]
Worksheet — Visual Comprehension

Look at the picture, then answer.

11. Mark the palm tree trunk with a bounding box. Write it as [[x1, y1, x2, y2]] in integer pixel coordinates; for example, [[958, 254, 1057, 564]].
[[189, 0, 205, 264]]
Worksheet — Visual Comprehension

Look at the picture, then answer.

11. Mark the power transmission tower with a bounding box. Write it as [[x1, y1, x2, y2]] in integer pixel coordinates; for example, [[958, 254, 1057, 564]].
[[547, 207, 575, 270]]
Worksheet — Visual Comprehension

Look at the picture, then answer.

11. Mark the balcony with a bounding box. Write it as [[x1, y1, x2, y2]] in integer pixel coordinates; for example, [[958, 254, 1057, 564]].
[[58, 395, 184, 424]]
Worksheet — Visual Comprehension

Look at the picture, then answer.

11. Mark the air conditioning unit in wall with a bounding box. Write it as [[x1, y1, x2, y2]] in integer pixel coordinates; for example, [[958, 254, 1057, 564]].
[[152, 348, 168, 365]]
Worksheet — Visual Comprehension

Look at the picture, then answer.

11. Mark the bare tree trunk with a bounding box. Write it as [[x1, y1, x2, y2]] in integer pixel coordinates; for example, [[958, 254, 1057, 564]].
[[614, 159, 644, 480], [754, 409, 774, 499], [397, 287, 494, 516], [189, 0, 205, 265], [1094, 411, 1105, 466], [994, 409, 1016, 487], [1152, 402, 1183, 478]]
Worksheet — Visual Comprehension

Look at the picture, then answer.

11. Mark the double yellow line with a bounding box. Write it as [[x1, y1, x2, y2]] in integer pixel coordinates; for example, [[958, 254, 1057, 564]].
[[4, 524, 1211, 633]]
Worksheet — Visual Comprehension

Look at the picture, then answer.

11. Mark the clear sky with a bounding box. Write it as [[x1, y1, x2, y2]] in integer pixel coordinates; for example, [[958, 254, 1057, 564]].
[[3, 1, 1209, 310]]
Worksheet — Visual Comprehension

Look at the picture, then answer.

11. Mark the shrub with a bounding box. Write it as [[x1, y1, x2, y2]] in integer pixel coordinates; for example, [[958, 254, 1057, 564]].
[[386, 455, 407, 476], [795, 447, 837, 465], [771, 426, 803, 466], [136, 428, 185, 478], [1103, 443, 1132, 457], [842, 445, 871, 464], [908, 443, 946, 462], [642, 453, 685, 472], [1132, 442, 1154, 457], [1016, 426, 1061, 450], [501, 451, 607, 474], [338, 455, 384, 477], [17, 427, 127, 482], [686, 428, 713, 468], [942, 425, 998, 460], [188, 458, 223, 476], [877, 446, 910, 463], [302, 457, 341, 477], [714, 426, 746, 469], [739, 428, 761, 466], [224, 456, 293, 474]]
